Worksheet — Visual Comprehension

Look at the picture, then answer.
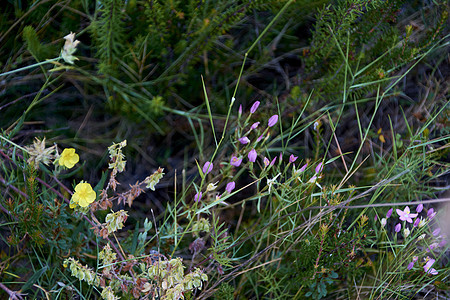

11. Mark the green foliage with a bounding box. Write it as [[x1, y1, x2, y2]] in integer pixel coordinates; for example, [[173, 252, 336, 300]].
[[22, 26, 52, 62]]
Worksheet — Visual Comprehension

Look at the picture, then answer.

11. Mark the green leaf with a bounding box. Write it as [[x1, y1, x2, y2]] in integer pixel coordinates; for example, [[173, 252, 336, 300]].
[[22, 265, 48, 292]]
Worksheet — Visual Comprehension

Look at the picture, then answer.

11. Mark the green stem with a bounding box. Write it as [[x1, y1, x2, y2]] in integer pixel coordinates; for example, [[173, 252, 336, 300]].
[[0, 57, 60, 77]]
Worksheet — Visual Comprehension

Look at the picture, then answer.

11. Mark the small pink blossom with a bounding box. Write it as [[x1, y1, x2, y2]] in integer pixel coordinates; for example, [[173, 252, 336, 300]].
[[256, 134, 264, 142], [238, 104, 242, 115], [248, 149, 257, 162], [432, 228, 441, 236], [194, 192, 202, 202], [438, 240, 447, 247], [202, 162, 213, 174], [413, 217, 420, 227], [250, 122, 260, 130], [298, 164, 307, 172], [315, 162, 323, 173], [416, 204, 423, 213], [230, 155, 242, 167], [250, 101, 260, 114], [268, 115, 278, 127], [239, 137, 250, 144], [424, 258, 438, 275], [396, 206, 418, 223], [289, 154, 298, 163], [395, 223, 401, 232], [427, 208, 436, 219], [407, 261, 414, 270], [386, 208, 393, 219], [226, 181, 235, 193], [270, 156, 277, 166], [263, 157, 270, 168]]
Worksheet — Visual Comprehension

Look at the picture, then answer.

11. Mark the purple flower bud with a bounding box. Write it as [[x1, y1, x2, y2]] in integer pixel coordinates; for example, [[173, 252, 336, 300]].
[[289, 154, 298, 163], [270, 156, 277, 166], [268, 115, 278, 127], [226, 181, 235, 193], [413, 217, 420, 227], [194, 192, 202, 202], [432, 228, 441, 236], [230, 155, 242, 167], [279, 152, 283, 162], [427, 208, 436, 219], [256, 134, 264, 142], [386, 208, 393, 219], [250, 122, 260, 130], [238, 104, 242, 116], [395, 223, 401, 233], [315, 162, 323, 173], [407, 261, 415, 270], [202, 162, 213, 174], [416, 204, 423, 213], [248, 149, 257, 162], [374, 215, 378, 222], [438, 240, 447, 247], [299, 164, 307, 172], [263, 157, 270, 168], [250, 101, 260, 114], [239, 137, 250, 144]]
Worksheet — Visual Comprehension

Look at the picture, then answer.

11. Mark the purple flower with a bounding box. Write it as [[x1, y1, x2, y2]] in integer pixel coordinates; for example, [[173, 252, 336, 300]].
[[424, 259, 438, 275], [194, 192, 203, 202], [263, 157, 270, 168], [396, 206, 418, 223], [432, 228, 441, 236], [256, 134, 264, 142], [438, 240, 447, 248], [268, 115, 278, 127], [416, 204, 423, 213], [230, 155, 242, 167], [413, 217, 420, 227], [248, 149, 257, 162], [250, 101, 260, 114], [202, 162, 213, 174], [299, 164, 307, 172], [427, 208, 436, 219], [250, 122, 260, 130], [270, 156, 277, 166], [407, 261, 415, 270], [380, 218, 387, 227], [289, 154, 298, 163], [238, 137, 250, 144], [315, 162, 323, 173], [386, 208, 393, 219], [279, 152, 283, 163], [226, 181, 235, 193], [238, 104, 242, 116], [395, 223, 401, 232]]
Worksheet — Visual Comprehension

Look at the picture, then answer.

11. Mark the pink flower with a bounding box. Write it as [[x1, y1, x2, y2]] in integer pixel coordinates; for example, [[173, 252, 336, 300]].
[[202, 162, 213, 174], [270, 156, 277, 166], [239, 137, 250, 144], [194, 192, 202, 202], [407, 261, 414, 270], [238, 104, 242, 116], [230, 155, 242, 167], [256, 134, 264, 142], [432, 228, 441, 236], [424, 259, 438, 275], [396, 206, 418, 223], [226, 181, 235, 193], [298, 164, 307, 172], [250, 101, 260, 114], [263, 157, 270, 168], [386, 208, 393, 219], [438, 240, 447, 247], [413, 217, 420, 227], [395, 223, 401, 232], [416, 204, 423, 213], [315, 162, 323, 173], [427, 208, 436, 219], [248, 149, 257, 162], [268, 115, 278, 127], [289, 154, 298, 163], [250, 122, 260, 130]]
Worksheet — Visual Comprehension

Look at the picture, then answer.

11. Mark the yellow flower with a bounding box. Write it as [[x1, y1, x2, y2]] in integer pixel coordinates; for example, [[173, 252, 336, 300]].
[[58, 148, 79, 168], [72, 182, 96, 207]]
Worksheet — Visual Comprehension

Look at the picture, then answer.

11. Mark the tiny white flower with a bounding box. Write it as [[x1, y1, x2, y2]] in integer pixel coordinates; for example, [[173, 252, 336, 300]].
[[403, 228, 410, 238]]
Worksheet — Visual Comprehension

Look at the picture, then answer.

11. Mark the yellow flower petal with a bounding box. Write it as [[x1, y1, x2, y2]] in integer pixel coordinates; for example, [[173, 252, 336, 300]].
[[59, 148, 79, 169], [71, 182, 96, 208]]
